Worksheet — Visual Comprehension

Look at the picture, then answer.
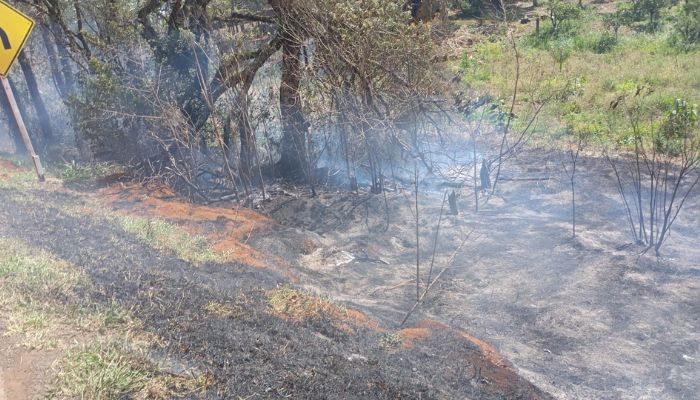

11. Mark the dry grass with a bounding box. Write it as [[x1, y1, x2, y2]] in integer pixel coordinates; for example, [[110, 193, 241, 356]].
[[267, 285, 375, 332], [203, 301, 240, 318], [455, 2, 700, 147], [116, 215, 219, 264], [47, 341, 213, 400], [0, 236, 211, 398]]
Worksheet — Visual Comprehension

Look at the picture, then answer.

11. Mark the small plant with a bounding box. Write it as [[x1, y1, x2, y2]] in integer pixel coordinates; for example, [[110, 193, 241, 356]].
[[547, 0, 583, 35], [548, 37, 574, 72], [268, 285, 330, 321], [668, 0, 700, 52], [593, 32, 618, 54], [57, 160, 123, 182], [203, 301, 238, 318], [379, 332, 403, 349], [605, 98, 699, 256]]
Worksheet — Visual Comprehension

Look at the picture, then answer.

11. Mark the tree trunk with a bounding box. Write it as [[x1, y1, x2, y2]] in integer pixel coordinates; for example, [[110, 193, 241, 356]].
[[38, 24, 66, 97], [18, 51, 54, 148], [238, 90, 255, 179], [571, 178, 576, 238], [0, 81, 24, 153], [278, 37, 310, 178], [56, 41, 75, 94]]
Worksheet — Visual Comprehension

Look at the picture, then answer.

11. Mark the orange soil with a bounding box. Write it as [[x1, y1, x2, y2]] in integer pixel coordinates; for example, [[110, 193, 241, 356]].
[[415, 319, 506, 367], [0, 159, 22, 180], [0, 160, 21, 171], [96, 183, 296, 280], [397, 327, 431, 348], [268, 288, 378, 333]]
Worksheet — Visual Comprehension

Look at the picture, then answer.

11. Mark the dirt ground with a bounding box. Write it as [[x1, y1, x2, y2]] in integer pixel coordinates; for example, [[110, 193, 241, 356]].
[[253, 148, 700, 400], [0, 158, 552, 399], [0, 331, 57, 400], [0, 146, 698, 399]]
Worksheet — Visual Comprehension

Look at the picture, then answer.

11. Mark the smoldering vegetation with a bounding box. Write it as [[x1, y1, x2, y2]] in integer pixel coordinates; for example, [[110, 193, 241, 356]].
[[0, 1, 699, 399]]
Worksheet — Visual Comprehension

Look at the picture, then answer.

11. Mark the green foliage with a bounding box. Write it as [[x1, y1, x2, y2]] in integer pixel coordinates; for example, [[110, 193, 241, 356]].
[[460, 41, 505, 86], [633, 0, 669, 31], [592, 32, 619, 54], [56, 161, 123, 182], [68, 60, 151, 162], [548, 37, 575, 71], [603, 3, 637, 37], [547, 0, 584, 35], [659, 98, 699, 154], [668, 0, 700, 52], [48, 342, 152, 400], [449, 0, 472, 14], [468, 0, 699, 153]]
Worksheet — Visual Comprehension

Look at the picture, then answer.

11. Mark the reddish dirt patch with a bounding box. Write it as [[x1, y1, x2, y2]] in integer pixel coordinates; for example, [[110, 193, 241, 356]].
[[397, 327, 431, 348], [0, 160, 21, 172], [0, 331, 57, 400], [410, 319, 548, 399], [416, 319, 506, 367], [0, 159, 22, 181], [268, 287, 378, 333], [96, 183, 295, 279]]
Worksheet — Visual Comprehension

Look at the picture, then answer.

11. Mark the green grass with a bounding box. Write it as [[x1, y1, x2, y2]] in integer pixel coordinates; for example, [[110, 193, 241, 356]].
[[459, 2, 700, 148], [0, 237, 211, 398], [53, 160, 124, 183], [0, 237, 104, 349], [48, 341, 212, 400], [115, 215, 219, 264], [48, 342, 153, 400], [379, 332, 403, 350]]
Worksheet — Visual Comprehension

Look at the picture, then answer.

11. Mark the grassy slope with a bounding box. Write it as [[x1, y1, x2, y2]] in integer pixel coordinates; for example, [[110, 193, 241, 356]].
[[453, 1, 699, 146], [0, 160, 553, 399]]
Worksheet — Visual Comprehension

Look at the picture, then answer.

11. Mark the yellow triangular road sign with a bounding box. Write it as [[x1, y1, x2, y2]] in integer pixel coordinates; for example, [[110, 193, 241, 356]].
[[0, 0, 35, 77]]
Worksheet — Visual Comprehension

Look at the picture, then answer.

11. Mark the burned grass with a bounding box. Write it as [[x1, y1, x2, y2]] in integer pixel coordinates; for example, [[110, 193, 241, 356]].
[[0, 176, 552, 399], [96, 183, 294, 279], [0, 208, 211, 399], [268, 285, 375, 331]]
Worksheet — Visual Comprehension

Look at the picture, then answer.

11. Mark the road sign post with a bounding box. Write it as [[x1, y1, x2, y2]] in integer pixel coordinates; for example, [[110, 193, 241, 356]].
[[1, 77, 44, 181], [0, 0, 44, 181]]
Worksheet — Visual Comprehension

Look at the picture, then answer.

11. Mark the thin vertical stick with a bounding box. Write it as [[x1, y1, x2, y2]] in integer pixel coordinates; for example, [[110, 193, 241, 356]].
[[427, 191, 448, 285], [414, 162, 420, 302], [1, 77, 44, 181]]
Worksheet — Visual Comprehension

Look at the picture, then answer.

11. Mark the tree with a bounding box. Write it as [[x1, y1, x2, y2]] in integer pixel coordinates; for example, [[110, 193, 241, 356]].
[[634, 0, 668, 31], [561, 136, 584, 238], [17, 50, 54, 150], [25, 0, 440, 201], [547, 0, 583, 34], [603, 3, 636, 39], [669, 0, 700, 51], [548, 37, 574, 72], [605, 98, 699, 256]]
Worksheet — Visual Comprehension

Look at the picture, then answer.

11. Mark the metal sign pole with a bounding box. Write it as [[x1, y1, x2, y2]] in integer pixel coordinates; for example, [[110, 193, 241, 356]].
[[1, 76, 44, 181]]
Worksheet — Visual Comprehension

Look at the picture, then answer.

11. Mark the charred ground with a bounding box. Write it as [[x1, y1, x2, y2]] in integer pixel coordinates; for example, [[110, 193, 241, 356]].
[[0, 159, 552, 400]]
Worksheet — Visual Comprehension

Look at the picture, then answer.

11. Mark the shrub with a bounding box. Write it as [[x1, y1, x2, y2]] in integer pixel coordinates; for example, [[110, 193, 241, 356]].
[[668, 0, 700, 52], [547, 0, 584, 35], [633, 0, 669, 32], [548, 37, 575, 72], [593, 32, 619, 53]]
